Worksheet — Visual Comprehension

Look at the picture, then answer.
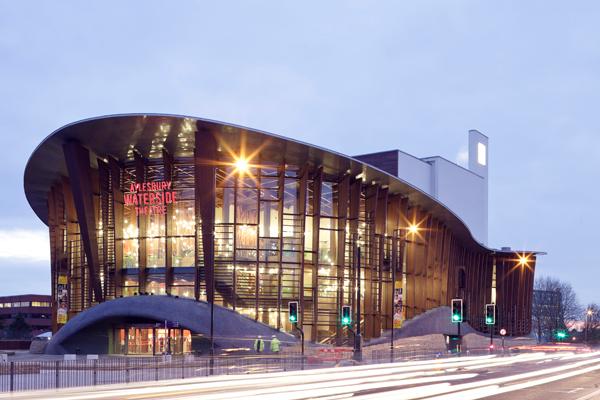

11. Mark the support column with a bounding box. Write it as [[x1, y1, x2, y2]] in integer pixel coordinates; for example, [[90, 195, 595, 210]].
[[63, 141, 104, 303], [109, 158, 124, 297], [194, 123, 217, 302], [298, 165, 308, 331], [163, 149, 174, 294], [135, 152, 147, 295], [335, 174, 349, 344], [310, 167, 323, 342]]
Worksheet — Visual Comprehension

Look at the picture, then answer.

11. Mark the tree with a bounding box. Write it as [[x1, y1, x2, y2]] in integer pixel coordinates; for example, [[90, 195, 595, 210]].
[[532, 276, 582, 342], [6, 314, 32, 339]]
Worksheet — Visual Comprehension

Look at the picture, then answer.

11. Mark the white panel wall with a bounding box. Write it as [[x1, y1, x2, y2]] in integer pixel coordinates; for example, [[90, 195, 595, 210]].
[[397, 150, 433, 195], [394, 130, 489, 245], [425, 157, 488, 244]]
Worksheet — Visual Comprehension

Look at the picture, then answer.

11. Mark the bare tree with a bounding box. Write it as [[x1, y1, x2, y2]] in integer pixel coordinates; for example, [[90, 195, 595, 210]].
[[533, 276, 581, 342]]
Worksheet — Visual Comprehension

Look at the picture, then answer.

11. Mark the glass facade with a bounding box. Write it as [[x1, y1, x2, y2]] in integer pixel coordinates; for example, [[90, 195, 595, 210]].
[[38, 117, 536, 341]]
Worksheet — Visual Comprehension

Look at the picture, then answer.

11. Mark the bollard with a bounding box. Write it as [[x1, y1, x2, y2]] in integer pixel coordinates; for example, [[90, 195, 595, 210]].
[[9, 362, 14, 392], [155, 357, 159, 381], [125, 358, 130, 384], [55, 360, 60, 389], [93, 359, 97, 386]]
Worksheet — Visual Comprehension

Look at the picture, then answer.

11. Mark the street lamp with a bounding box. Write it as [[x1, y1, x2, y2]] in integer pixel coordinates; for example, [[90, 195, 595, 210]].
[[586, 308, 593, 344]]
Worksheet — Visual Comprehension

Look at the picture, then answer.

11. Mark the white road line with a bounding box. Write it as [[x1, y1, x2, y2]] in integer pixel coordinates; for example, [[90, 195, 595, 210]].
[[575, 387, 600, 400]]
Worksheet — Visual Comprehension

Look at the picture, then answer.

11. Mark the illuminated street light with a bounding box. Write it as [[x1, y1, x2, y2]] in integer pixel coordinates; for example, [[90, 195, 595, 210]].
[[587, 309, 594, 316]]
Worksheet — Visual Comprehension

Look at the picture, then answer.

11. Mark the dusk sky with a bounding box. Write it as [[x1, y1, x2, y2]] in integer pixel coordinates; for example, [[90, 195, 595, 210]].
[[1, 2, 598, 306]]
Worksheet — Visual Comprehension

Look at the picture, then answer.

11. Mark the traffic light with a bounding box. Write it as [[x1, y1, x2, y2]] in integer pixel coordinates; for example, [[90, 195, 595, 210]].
[[288, 301, 299, 324], [555, 330, 568, 341], [451, 299, 463, 323], [341, 305, 352, 326], [485, 304, 496, 325]]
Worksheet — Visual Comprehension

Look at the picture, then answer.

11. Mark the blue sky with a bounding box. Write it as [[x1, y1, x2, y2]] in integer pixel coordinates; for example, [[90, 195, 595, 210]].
[[0, 2, 598, 305]]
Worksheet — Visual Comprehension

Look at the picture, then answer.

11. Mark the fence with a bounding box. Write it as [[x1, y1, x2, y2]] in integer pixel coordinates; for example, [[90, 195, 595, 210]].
[[0, 347, 516, 393], [0, 354, 312, 393]]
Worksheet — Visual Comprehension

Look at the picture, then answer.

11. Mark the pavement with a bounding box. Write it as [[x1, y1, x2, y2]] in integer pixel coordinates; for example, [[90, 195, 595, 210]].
[[2, 350, 600, 399]]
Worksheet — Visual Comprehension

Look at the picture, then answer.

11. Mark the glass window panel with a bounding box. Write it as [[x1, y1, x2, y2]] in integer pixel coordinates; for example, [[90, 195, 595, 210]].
[[321, 182, 334, 217], [260, 189, 278, 200], [178, 188, 195, 200], [123, 206, 139, 239], [259, 202, 279, 237], [236, 224, 257, 249], [147, 214, 165, 238], [261, 176, 278, 188], [216, 187, 234, 225], [173, 200, 194, 235], [236, 248, 257, 262], [146, 238, 166, 268], [146, 275, 165, 295], [122, 275, 139, 297], [123, 239, 139, 268], [172, 237, 195, 267], [171, 286, 194, 298], [283, 179, 298, 214], [236, 189, 258, 224]]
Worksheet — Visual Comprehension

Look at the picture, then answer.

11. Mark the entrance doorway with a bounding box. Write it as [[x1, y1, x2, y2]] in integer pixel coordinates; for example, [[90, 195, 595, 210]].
[[113, 324, 192, 355]]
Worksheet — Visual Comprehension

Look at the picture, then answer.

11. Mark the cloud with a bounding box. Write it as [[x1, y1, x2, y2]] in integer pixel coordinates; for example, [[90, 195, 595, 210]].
[[0, 229, 49, 262], [455, 146, 468, 167]]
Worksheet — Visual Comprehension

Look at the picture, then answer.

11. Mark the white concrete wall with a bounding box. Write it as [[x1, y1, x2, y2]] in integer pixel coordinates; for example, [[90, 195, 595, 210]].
[[397, 150, 433, 194], [394, 130, 489, 245], [425, 156, 487, 244]]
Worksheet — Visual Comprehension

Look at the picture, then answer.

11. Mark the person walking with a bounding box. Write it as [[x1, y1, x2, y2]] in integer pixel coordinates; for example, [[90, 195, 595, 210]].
[[253, 335, 264, 353], [270, 335, 281, 354]]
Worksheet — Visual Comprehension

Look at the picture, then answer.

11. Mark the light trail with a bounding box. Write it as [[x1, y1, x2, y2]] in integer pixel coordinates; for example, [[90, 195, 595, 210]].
[[3, 352, 599, 400], [362, 353, 600, 399]]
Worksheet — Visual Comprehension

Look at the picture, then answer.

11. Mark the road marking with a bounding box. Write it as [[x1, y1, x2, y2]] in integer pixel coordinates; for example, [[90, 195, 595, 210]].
[[575, 387, 600, 400], [568, 387, 584, 393]]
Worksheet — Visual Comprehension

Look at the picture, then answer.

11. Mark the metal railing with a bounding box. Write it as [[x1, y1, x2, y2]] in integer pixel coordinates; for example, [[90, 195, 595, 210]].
[[0, 354, 312, 393], [0, 347, 521, 393]]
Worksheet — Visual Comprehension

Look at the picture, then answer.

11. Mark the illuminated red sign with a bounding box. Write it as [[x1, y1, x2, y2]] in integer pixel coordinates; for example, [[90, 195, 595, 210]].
[[124, 180, 177, 215]]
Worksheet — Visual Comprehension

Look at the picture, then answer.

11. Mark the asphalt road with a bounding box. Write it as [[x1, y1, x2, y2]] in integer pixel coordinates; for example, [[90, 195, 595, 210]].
[[2, 351, 600, 399], [487, 369, 600, 400]]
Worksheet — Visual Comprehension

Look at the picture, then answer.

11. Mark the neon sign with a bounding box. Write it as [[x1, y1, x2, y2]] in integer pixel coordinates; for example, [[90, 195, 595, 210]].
[[124, 180, 177, 215]]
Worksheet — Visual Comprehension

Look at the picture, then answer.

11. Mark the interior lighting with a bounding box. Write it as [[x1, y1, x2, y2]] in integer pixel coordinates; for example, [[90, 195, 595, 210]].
[[517, 254, 530, 267], [234, 157, 249, 172], [408, 224, 419, 235]]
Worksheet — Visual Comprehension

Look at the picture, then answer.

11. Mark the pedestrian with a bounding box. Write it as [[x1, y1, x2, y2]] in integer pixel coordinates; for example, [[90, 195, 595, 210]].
[[270, 335, 281, 354], [254, 335, 264, 353]]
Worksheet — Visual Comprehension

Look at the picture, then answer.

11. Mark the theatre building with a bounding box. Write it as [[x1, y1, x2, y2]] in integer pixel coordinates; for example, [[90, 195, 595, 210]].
[[24, 114, 539, 355]]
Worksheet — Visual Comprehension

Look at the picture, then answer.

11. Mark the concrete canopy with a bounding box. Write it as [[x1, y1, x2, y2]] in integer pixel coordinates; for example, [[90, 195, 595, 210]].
[[45, 296, 296, 354]]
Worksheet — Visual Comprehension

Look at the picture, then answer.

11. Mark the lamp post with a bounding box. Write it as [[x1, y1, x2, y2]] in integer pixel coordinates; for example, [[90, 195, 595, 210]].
[[586, 308, 593, 344], [353, 235, 362, 362], [390, 230, 397, 362]]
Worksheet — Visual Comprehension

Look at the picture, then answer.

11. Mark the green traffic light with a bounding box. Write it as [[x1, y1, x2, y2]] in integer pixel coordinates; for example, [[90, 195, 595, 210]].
[[556, 331, 567, 339], [289, 315, 296, 322], [342, 317, 350, 325], [452, 314, 460, 321], [486, 317, 493, 324]]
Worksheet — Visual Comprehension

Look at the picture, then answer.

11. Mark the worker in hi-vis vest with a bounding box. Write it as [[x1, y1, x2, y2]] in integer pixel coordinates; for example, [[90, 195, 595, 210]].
[[270, 335, 281, 353], [253, 335, 265, 353]]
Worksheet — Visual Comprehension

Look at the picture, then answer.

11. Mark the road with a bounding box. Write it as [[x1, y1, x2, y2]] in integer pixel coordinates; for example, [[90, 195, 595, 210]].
[[2, 351, 600, 399]]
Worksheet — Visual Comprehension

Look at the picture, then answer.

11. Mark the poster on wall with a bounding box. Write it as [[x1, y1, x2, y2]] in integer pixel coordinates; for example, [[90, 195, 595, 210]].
[[57, 275, 69, 325], [393, 288, 403, 328]]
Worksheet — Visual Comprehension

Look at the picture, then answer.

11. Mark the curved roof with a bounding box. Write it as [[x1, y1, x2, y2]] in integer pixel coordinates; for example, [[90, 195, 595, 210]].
[[46, 296, 295, 354], [25, 113, 522, 254]]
